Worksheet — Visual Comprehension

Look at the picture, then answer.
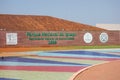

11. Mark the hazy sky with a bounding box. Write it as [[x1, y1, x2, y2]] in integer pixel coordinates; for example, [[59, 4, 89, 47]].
[[0, 0, 120, 26]]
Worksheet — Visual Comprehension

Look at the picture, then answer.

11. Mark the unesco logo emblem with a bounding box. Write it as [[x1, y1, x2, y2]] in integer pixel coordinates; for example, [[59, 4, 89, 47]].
[[83, 32, 93, 43], [99, 32, 108, 43]]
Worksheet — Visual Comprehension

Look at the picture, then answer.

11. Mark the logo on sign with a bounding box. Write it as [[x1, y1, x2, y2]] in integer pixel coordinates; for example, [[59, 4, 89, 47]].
[[6, 33, 18, 45], [83, 32, 93, 43], [99, 32, 108, 43]]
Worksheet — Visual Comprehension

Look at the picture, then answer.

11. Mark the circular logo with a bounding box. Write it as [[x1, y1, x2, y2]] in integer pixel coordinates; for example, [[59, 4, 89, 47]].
[[83, 32, 93, 43], [99, 32, 108, 43]]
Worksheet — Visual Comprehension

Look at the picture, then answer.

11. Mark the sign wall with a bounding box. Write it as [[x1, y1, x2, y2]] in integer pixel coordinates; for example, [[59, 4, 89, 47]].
[[0, 31, 119, 47]]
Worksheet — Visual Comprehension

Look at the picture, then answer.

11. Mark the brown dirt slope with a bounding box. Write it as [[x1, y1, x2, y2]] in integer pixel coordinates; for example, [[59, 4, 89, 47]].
[[0, 14, 105, 31]]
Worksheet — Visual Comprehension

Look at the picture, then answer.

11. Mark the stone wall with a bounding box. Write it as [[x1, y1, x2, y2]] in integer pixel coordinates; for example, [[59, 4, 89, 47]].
[[0, 31, 120, 47]]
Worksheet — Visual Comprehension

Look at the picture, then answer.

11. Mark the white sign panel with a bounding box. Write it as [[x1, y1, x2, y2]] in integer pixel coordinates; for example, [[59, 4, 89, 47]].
[[6, 33, 18, 45], [99, 32, 108, 43], [83, 32, 93, 43]]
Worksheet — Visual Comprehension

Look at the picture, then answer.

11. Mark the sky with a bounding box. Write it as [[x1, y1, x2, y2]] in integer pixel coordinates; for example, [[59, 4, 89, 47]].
[[0, 0, 120, 26]]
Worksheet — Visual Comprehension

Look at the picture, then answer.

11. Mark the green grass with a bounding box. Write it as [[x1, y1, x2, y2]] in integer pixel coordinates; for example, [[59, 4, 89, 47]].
[[65, 45, 120, 49]]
